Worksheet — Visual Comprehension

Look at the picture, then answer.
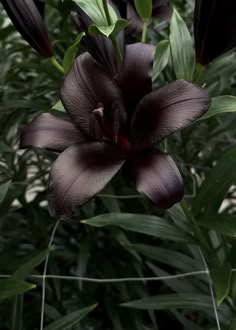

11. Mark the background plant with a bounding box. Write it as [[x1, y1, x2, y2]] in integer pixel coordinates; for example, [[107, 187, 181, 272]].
[[1, 0, 236, 329]]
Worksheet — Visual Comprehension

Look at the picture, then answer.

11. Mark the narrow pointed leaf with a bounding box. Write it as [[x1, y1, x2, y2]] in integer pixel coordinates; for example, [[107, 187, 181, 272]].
[[12, 249, 49, 280], [52, 100, 65, 112], [44, 304, 97, 330], [0, 280, 35, 301], [63, 33, 85, 73], [131, 244, 199, 272], [170, 9, 195, 80], [200, 96, 236, 120], [82, 213, 192, 242], [210, 264, 232, 305], [121, 294, 213, 311], [199, 214, 236, 237], [152, 40, 170, 81], [192, 146, 236, 217], [0, 180, 11, 204]]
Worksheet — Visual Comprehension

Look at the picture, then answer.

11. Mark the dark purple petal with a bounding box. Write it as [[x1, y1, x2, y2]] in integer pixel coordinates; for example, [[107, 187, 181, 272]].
[[131, 80, 211, 149], [33, 0, 44, 17], [117, 43, 155, 112], [1, 0, 53, 57], [129, 151, 184, 209], [194, 0, 236, 65], [60, 52, 126, 138], [48, 142, 125, 219], [20, 113, 86, 152]]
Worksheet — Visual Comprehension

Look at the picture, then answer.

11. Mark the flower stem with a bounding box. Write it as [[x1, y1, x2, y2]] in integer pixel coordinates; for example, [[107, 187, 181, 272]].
[[180, 199, 211, 256], [194, 62, 204, 82], [142, 20, 148, 43], [102, 0, 123, 63], [102, 0, 112, 25], [111, 37, 123, 63], [50, 56, 65, 74]]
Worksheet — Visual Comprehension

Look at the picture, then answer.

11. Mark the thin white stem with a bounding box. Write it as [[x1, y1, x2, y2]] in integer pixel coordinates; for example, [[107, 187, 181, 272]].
[[40, 220, 60, 330], [0, 270, 207, 283], [199, 249, 221, 330]]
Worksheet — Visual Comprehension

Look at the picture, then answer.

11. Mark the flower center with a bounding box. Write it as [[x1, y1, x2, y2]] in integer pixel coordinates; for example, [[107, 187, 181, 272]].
[[89, 104, 132, 155]]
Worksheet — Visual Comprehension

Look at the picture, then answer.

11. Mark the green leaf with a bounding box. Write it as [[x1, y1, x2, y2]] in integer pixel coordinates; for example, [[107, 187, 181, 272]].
[[0, 180, 11, 204], [131, 244, 199, 272], [63, 32, 85, 73], [152, 40, 170, 81], [121, 294, 213, 311], [82, 213, 192, 242], [72, 0, 117, 26], [229, 318, 236, 330], [134, 0, 152, 20], [52, 100, 65, 112], [12, 249, 49, 281], [89, 19, 128, 38], [210, 263, 232, 305], [44, 304, 97, 330], [0, 280, 35, 301], [192, 146, 236, 217], [199, 214, 236, 237], [200, 96, 236, 120], [170, 8, 195, 80]]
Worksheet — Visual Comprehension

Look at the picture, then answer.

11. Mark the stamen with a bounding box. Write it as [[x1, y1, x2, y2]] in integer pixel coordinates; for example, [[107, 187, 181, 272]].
[[89, 106, 105, 140], [112, 107, 120, 144]]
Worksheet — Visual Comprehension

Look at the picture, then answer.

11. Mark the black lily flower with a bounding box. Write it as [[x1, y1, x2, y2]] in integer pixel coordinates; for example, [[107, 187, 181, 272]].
[[112, 0, 172, 33], [194, 0, 236, 65], [1, 0, 53, 57], [21, 43, 210, 220]]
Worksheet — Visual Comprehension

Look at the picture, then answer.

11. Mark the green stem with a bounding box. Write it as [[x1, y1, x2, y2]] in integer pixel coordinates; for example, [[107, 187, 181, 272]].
[[180, 199, 211, 256], [194, 62, 204, 82], [111, 37, 123, 63], [102, 0, 112, 25], [50, 57, 65, 74], [102, 0, 123, 63], [141, 20, 148, 43]]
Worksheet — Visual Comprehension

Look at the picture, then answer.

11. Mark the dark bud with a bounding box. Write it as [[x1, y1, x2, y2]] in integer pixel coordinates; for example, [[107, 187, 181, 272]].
[[194, 0, 236, 65], [1, 0, 53, 57]]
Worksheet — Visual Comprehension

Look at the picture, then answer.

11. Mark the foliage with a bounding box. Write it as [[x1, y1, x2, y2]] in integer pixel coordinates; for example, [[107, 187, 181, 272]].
[[1, 0, 236, 329]]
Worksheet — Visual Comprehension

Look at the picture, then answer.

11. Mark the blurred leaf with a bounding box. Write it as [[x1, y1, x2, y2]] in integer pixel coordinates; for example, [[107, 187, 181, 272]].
[[63, 32, 85, 73], [170, 9, 195, 80], [82, 213, 192, 242], [210, 263, 232, 305], [52, 100, 65, 112], [199, 214, 236, 237], [134, 0, 152, 20], [121, 294, 213, 311], [192, 146, 236, 217], [229, 318, 236, 330], [152, 40, 170, 81], [201, 96, 236, 120], [131, 244, 199, 272], [12, 249, 49, 280], [0, 280, 35, 301], [0, 180, 11, 204], [89, 19, 128, 38], [72, 0, 117, 26], [44, 304, 97, 330]]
